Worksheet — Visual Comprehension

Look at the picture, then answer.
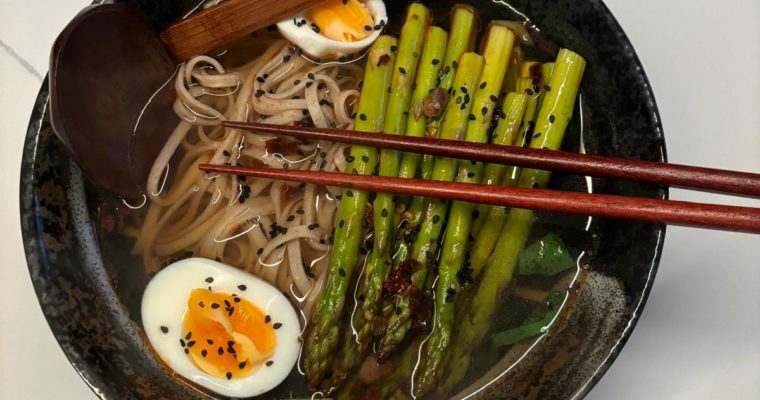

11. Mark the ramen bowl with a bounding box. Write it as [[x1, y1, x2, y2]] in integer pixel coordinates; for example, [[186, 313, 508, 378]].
[[20, 0, 666, 398]]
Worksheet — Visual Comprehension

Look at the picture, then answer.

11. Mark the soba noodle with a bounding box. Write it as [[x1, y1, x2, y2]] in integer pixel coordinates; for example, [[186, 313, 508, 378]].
[[132, 37, 364, 317]]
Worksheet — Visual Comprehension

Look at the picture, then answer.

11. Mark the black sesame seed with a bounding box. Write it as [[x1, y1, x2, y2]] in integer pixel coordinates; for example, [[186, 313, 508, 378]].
[[359, 113, 367, 121], [481, 107, 488, 115], [187, 340, 196, 348], [180, 339, 186, 347], [339, 220, 345, 228], [533, 132, 542, 138], [207, 339, 214, 345], [339, 268, 346, 277], [390, 45, 398, 52], [364, 25, 372, 31], [362, 155, 370, 162], [201, 349, 208, 357], [480, 82, 487, 89], [239, 361, 247, 369], [308, 73, 315, 80], [399, 67, 406, 74], [257, 76, 265, 83], [346, 155, 355, 162], [381, 208, 388, 218], [211, 303, 220, 309], [346, 190, 354, 198], [185, 331, 193, 340], [293, 79, 301, 85], [432, 59, 440, 65], [233, 297, 241, 303], [266, 361, 274, 367], [468, 114, 476, 121], [374, 24, 381, 30], [549, 115, 556, 123], [265, 315, 271, 323], [296, 209, 305, 215], [490, 95, 498, 102], [226, 372, 232, 380], [467, 171, 475, 178], [305, 82, 313, 88], [184, 348, 189, 354], [218, 347, 224, 355], [525, 88, 534, 96], [255, 90, 264, 98], [223, 150, 231, 157], [308, 223, 319, 230], [433, 215, 441, 224], [205, 277, 213, 284], [395, 307, 402, 315], [273, 322, 283, 329], [452, 60, 459, 69], [287, 215, 295, 222], [283, 55, 291, 63], [160, 326, 168, 334], [238, 284, 247, 291]]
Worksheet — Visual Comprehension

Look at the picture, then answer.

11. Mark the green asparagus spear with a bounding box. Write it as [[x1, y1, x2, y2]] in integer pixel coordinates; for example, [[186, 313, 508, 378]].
[[469, 64, 554, 273], [332, 3, 431, 380], [387, 26, 449, 267], [376, 52, 485, 360], [303, 35, 398, 389], [443, 49, 586, 391], [413, 23, 516, 396], [402, 4, 477, 230], [470, 90, 529, 236]]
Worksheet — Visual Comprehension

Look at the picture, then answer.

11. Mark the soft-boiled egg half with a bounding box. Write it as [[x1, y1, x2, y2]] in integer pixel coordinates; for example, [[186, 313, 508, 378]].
[[277, 0, 387, 58], [142, 258, 300, 397]]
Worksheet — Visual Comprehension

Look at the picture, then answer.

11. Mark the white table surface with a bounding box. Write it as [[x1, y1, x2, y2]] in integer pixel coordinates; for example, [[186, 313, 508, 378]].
[[1, 1, 758, 399]]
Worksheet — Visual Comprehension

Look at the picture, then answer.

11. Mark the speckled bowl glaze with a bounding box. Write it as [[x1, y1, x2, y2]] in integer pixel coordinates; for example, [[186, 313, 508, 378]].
[[20, 0, 667, 399]]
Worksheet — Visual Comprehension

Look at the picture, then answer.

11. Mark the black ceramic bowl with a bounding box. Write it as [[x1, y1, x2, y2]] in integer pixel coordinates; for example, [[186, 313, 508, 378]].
[[20, 0, 666, 398]]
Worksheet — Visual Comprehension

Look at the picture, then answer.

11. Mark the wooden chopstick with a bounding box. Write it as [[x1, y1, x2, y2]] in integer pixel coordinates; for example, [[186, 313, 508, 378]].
[[199, 164, 760, 233], [223, 122, 760, 197]]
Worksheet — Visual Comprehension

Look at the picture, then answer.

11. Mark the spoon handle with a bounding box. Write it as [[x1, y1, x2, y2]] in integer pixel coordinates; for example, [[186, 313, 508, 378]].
[[161, 0, 326, 61]]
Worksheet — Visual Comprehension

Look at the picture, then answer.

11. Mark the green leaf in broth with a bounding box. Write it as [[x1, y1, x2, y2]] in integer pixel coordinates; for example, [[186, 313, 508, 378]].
[[516, 233, 574, 276], [491, 290, 564, 348]]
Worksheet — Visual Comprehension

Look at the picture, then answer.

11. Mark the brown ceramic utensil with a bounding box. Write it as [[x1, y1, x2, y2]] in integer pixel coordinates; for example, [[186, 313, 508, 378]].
[[49, 0, 324, 199]]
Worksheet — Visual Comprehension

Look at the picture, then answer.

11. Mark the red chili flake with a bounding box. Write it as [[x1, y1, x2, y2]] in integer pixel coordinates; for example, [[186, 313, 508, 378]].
[[383, 259, 420, 297]]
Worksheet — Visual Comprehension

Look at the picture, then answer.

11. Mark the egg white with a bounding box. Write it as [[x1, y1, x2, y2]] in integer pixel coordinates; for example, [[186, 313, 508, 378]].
[[277, 0, 388, 58], [142, 258, 301, 398]]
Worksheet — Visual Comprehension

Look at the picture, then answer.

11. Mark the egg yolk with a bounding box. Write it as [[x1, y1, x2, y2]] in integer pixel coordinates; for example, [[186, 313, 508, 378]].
[[182, 289, 276, 380], [307, 0, 374, 42]]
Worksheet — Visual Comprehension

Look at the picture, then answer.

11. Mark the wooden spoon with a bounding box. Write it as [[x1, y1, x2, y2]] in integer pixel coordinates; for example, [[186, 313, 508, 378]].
[[49, 0, 324, 199]]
